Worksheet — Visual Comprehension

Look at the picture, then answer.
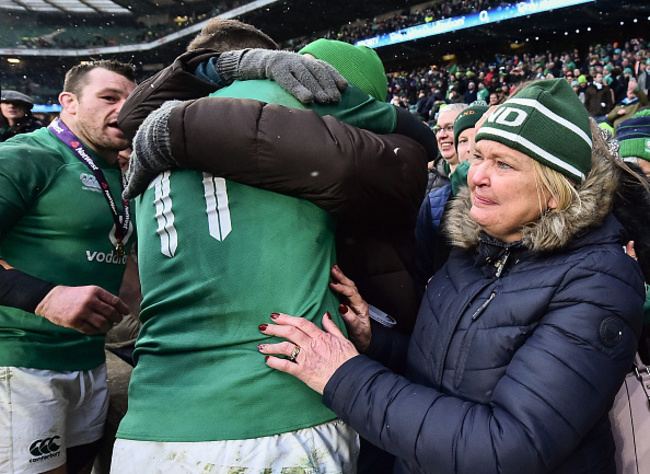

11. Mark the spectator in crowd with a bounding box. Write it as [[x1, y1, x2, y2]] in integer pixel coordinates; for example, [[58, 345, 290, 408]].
[[446, 86, 463, 104], [426, 103, 468, 195], [496, 81, 511, 102], [0, 60, 137, 474], [576, 74, 589, 103], [571, 79, 580, 95], [584, 72, 615, 122], [608, 66, 628, 104], [453, 101, 490, 165], [426, 86, 446, 120], [602, 62, 613, 78], [562, 68, 574, 82], [390, 91, 409, 108], [637, 59, 650, 94], [415, 101, 489, 288], [632, 50, 645, 76], [464, 81, 478, 103], [416, 91, 433, 121], [623, 67, 635, 87], [486, 73, 500, 92], [258, 78, 645, 474], [607, 79, 649, 130], [477, 81, 490, 102], [485, 63, 498, 84], [0, 90, 44, 141]]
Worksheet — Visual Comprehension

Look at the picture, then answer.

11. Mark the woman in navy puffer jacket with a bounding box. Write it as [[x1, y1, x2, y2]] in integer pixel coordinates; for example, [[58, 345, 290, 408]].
[[259, 79, 646, 473]]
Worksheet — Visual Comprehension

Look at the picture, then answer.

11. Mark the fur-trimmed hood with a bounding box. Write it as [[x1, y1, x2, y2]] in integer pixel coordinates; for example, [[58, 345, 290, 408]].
[[443, 121, 622, 253]]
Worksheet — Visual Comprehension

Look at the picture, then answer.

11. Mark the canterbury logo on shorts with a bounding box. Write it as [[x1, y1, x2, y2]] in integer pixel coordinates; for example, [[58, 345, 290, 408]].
[[29, 436, 61, 463]]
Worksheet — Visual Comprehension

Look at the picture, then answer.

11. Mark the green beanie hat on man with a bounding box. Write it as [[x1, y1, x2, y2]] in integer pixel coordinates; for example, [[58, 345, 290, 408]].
[[300, 39, 387, 102], [454, 101, 489, 151], [475, 78, 592, 183]]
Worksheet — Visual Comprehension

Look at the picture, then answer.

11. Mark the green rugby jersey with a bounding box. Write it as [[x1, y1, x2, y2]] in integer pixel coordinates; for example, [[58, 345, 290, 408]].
[[120, 173, 342, 441], [0, 127, 134, 370], [118, 80, 393, 442]]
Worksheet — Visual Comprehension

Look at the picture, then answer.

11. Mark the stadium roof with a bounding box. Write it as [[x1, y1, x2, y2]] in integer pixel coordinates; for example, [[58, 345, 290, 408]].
[[0, 0, 131, 14]]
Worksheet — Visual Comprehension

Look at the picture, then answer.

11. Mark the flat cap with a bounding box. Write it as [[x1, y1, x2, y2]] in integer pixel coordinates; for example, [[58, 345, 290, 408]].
[[1, 90, 34, 107]]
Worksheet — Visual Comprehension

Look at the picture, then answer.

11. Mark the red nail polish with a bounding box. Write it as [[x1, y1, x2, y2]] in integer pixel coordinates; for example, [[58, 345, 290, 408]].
[[270, 313, 280, 320], [326, 311, 332, 320], [259, 324, 268, 331], [339, 304, 348, 314], [265, 356, 269, 362]]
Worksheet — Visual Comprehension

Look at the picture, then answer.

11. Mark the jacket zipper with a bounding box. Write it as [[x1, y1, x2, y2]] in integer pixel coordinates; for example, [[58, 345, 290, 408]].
[[471, 249, 510, 321], [471, 291, 496, 320]]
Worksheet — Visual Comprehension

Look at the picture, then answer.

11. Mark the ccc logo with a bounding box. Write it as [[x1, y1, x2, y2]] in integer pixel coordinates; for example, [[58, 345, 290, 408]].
[[29, 437, 61, 456]]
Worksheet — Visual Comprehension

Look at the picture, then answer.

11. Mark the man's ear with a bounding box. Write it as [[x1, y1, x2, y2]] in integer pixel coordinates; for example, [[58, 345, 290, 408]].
[[59, 91, 78, 114]]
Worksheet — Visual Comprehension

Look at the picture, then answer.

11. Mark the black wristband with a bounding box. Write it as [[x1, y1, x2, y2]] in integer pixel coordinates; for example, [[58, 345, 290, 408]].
[[0, 267, 56, 313]]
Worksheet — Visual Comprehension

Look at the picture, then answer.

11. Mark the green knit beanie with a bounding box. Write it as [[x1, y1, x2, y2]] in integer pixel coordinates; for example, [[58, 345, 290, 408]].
[[299, 39, 387, 102], [454, 102, 489, 151], [616, 110, 650, 162], [475, 78, 592, 183]]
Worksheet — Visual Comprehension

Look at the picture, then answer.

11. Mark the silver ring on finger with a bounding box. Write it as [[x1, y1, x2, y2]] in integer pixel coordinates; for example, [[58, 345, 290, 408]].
[[290, 345, 301, 362]]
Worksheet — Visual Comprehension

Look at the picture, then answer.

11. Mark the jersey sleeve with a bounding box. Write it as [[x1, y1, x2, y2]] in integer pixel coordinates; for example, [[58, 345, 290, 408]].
[[0, 142, 55, 238]]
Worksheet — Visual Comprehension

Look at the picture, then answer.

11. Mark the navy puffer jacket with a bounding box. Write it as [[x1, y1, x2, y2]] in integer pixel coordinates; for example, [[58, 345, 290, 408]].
[[323, 127, 645, 473], [414, 183, 452, 287]]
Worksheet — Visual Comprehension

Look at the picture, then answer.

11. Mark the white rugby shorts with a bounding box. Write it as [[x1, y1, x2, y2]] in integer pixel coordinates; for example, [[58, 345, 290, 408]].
[[0, 364, 108, 473], [111, 418, 359, 473]]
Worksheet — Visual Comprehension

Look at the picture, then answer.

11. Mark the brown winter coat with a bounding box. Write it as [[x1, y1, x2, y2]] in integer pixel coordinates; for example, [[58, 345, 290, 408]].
[[118, 49, 429, 332]]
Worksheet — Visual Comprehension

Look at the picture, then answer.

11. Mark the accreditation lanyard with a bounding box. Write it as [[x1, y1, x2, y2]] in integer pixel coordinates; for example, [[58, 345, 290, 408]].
[[48, 118, 130, 257]]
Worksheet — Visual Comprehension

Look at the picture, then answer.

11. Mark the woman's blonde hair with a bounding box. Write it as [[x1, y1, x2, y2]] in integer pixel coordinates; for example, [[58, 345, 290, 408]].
[[532, 160, 579, 213]]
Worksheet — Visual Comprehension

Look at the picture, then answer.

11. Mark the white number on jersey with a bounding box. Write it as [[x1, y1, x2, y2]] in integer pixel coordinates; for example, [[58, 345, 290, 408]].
[[152, 172, 232, 257]]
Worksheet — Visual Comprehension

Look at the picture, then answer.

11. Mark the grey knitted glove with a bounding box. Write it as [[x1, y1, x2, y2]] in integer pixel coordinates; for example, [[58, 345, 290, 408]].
[[216, 48, 348, 104], [123, 100, 181, 200]]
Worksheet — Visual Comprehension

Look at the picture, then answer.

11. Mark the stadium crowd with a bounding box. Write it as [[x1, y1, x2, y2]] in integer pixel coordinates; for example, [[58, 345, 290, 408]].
[[287, 0, 514, 49], [386, 37, 649, 127]]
